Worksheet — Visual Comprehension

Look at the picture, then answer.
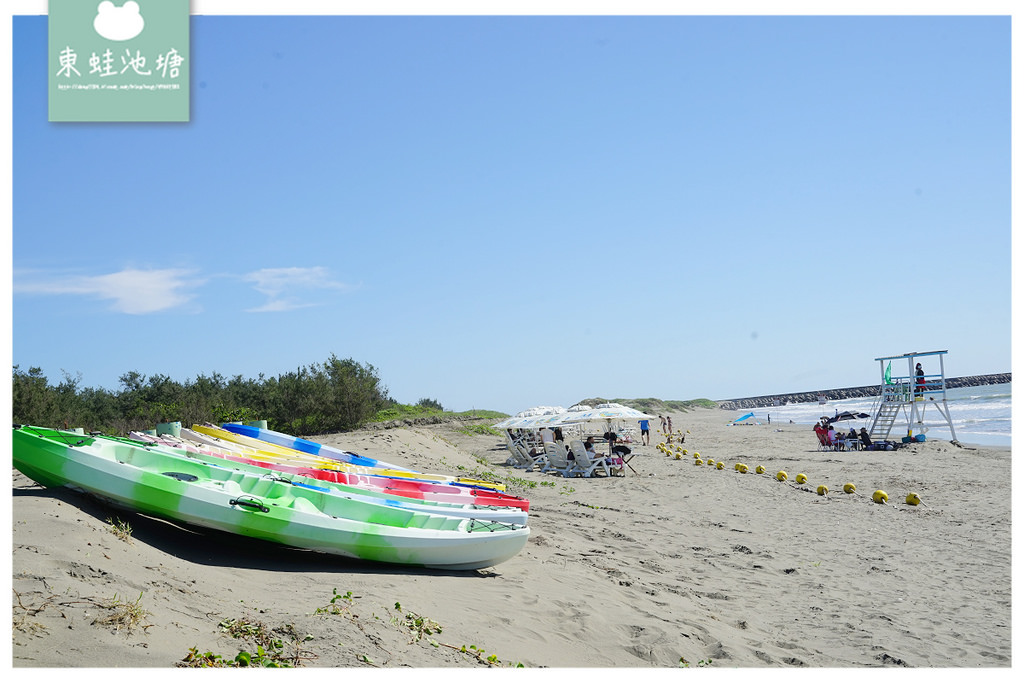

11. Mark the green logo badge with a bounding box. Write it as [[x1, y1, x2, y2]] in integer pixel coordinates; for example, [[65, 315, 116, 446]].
[[49, 0, 189, 122]]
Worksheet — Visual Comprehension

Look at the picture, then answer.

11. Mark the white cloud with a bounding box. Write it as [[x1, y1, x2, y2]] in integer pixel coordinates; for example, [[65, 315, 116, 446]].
[[242, 266, 356, 313], [93, 1, 145, 42], [12, 265, 354, 316], [14, 267, 201, 314]]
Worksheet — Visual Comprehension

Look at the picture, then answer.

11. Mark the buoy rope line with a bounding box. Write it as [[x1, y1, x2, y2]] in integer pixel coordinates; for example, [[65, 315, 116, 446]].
[[668, 444, 925, 508], [657, 438, 927, 507]]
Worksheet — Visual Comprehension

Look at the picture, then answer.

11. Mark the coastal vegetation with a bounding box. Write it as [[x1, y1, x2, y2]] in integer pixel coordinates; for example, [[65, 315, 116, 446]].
[[13, 355, 400, 436], [581, 397, 718, 413], [12, 357, 722, 438], [371, 402, 505, 425]]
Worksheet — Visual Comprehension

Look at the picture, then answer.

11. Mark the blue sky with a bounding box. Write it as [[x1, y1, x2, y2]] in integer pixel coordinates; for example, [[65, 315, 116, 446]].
[[5, 4, 1015, 415]]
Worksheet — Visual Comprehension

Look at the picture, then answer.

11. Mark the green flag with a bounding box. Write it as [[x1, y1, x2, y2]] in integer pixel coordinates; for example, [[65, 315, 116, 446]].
[[884, 362, 892, 384]]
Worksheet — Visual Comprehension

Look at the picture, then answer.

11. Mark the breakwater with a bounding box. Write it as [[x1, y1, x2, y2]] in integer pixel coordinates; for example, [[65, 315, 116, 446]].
[[717, 373, 1010, 410]]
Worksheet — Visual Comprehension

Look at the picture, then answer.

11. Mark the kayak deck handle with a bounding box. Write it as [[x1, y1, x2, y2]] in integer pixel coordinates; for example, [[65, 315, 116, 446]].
[[229, 496, 270, 513], [162, 471, 199, 482]]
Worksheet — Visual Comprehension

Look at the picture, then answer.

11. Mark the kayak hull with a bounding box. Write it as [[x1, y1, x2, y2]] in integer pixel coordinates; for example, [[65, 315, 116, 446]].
[[126, 431, 529, 524], [177, 428, 528, 511], [219, 422, 403, 470], [189, 423, 506, 492], [13, 426, 529, 570]]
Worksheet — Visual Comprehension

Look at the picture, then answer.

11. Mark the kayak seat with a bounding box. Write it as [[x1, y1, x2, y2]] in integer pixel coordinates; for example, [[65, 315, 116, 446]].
[[221, 479, 243, 496], [291, 495, 320, 515]]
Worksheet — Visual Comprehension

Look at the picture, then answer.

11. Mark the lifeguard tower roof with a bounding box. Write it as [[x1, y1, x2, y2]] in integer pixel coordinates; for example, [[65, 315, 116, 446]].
[[874, 350, 948, 362]]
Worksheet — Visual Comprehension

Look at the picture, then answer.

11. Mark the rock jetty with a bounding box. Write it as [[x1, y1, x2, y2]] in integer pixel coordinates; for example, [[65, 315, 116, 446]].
[[717, 373, 1010, 411]]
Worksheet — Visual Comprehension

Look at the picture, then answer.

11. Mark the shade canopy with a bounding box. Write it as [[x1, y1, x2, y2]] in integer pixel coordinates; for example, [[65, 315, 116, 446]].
[[493, 402, 654, 430], [493, 413, 568, 430], [554, 403, 656, 426], [492, 405, 566, 429], [827, 411, 871, 424]]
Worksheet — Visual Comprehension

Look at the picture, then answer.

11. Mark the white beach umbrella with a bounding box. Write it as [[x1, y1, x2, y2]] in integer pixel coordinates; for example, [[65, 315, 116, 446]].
[[530, 412, 571, 427], [497, 415, 544, 430], [554, 404, 656, 431], [517, 405, 565, 418], [493, 406, 566, 430]]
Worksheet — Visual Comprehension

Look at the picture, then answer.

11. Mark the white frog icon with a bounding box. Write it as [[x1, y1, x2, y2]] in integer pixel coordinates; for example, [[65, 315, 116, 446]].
[[93, 1, 145, 41]]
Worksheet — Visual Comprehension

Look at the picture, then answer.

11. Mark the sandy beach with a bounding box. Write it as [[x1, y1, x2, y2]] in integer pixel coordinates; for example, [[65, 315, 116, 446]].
[[10, 408, 1012, 668]]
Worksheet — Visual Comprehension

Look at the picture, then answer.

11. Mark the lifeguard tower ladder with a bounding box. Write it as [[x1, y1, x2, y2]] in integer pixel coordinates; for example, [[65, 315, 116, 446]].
[[868, 350, 958, 444]]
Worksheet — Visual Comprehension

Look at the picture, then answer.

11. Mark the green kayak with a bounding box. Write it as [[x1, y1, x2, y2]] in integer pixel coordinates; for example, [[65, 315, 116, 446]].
[[12, 425, 529, 570]]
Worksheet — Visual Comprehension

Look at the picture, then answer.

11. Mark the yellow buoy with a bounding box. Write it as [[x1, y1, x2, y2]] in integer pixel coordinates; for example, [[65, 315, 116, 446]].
[[872, 490, 889, 504], [733, 463, 743, 471], [694, 459, 703, 466], [795, 473, 808, 484], [776, 471, 788, 482], [755, 465, 766, 474], [817, 485, 828, 496], [906, 492, 922, 506], [737, 464, 749, 474], [682, 449, 688, 455], [706, 459, 715, 467], [694, 452, 700, 459], [716, 461, 725, 470], [843, 483, 856, 494], [674, 452, 682, 460]]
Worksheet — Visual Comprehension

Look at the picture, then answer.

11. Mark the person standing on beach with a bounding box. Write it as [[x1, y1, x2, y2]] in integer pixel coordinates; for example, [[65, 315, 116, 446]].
[[638, 418, 651, 445], [915, 362, 926, 397], [667, 416, 673, 434], [659, 415, 667, 433]]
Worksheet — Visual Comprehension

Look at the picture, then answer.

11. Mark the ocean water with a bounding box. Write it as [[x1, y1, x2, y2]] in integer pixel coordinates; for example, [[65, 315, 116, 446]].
[[740, 383, 1011, 447]]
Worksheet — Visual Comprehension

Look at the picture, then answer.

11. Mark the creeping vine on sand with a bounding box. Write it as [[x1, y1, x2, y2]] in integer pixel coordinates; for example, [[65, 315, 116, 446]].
[[178, 617, 316, 667]]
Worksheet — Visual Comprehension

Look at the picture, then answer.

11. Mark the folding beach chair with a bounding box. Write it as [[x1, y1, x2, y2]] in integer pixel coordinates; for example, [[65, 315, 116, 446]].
[[542, 442, 576, 477], [568, 440, 614, 478]]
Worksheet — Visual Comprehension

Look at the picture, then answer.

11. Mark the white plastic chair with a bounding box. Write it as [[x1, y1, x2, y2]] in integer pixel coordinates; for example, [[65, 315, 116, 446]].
[[569, 440, 611, 478], [514, 443, 547, 472]]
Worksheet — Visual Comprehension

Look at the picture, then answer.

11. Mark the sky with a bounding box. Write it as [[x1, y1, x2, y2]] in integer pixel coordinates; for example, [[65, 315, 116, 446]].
[[4, 2, 1017, 416]]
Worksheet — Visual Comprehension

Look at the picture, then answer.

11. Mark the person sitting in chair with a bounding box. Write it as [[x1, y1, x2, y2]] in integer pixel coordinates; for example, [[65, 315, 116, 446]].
[[605, 431, 632, 456], [826, 424, 838, 449], [585, 437, 624, 474], [859, 427, 873, 449], [813, 421, 828, 447]]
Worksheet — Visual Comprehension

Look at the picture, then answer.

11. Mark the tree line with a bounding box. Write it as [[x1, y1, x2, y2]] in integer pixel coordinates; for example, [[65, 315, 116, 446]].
[[11, 354, 396, 437]]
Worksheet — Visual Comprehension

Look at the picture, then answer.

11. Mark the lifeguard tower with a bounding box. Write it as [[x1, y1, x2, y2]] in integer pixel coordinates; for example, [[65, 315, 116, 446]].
[[868, 350, 958, 444]]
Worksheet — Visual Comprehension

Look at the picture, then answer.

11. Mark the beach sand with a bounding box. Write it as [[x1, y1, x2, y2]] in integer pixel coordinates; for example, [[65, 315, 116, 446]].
[[10, 408, 1012, 668]]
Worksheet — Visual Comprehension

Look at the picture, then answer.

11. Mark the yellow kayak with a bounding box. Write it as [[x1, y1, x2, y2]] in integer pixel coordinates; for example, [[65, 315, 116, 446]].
[[187, 424, 506, 492]]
